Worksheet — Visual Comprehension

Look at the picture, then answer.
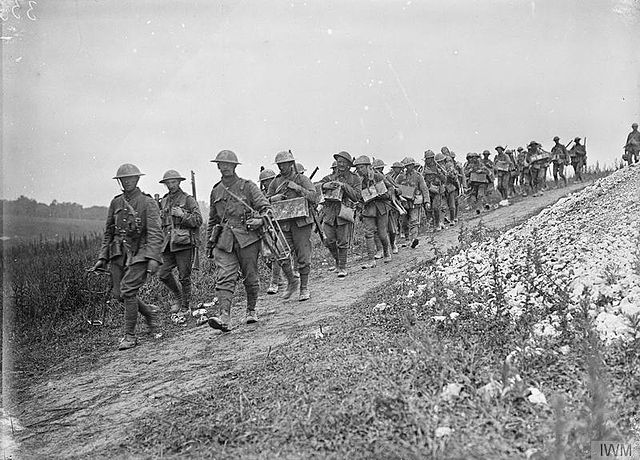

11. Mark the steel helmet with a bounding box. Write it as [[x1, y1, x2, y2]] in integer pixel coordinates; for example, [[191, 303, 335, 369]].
[[353, 155, 372, 166], [435, 153, 446, 162], [275, 150, 295, 164], [211, 150, 241, 164], [391, 161, 404, 169], [553, 136, 560, 141], [574, 137, 581, 142], [450, 151, 456, 159], [159, 169, 185, 183], [633, 123, 638, 128], [333, 151, 353, 165], [517, 146, 524, 151], [467, 152, 480, 159], [296, 162, 306, 173], [441, 146, 450, 155], [372, 158, 386, 168], [424, 150, 435, 160], [401, 157, 416, 166], [113, 163, 144, 179], [259, 168, 276, 182], [495, 145, 505, 151], [482, 150, 491, 156], [505, 149, 514, 155]]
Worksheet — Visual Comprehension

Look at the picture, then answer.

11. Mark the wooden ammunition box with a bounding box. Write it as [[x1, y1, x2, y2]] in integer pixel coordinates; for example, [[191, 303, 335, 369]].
[[398, 184, 416, 200], [271, 197, 309, 221], [361, 181, 388, 203], [470, 172, 488, 183], [322, 186, 343, 202]]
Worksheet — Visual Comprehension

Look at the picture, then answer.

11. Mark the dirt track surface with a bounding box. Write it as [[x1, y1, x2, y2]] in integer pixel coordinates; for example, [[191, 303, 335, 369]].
[[15, 182, 589, 459]]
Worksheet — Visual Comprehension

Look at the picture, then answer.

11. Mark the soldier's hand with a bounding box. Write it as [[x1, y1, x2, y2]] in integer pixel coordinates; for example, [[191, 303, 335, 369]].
[[91, 259, 107, 272], [287, 181, 302, 192], [270, 194, 286, 202], [246, 218, 263, 231], [147, 259, 160, 275], [171, 207, 185, 218]]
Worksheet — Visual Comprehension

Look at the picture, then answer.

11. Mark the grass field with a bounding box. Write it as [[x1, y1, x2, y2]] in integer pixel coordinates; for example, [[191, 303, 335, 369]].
[[1, 215, 104, 245]]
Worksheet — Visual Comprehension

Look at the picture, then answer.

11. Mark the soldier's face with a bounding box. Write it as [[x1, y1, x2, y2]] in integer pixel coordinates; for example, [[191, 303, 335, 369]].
[[406, 164, 414, 173], [164, 179, 181, 193], [217, 162, 236, 177], [278, 161, 295, 176], [336, 157, 350, 172], [119, 176, 139, 192], [355, 164, 368, 176]]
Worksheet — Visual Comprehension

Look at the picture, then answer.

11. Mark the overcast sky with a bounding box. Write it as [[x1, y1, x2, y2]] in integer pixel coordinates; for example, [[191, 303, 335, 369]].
[[2, 0, 639, 207]]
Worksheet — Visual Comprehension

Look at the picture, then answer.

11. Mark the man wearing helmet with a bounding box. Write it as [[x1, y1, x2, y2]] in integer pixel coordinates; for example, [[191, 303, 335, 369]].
[[423, 151, 446, 231], [267, 150, 318, 300], [395, 156, 429, 248], [439, 148, 462, 225], [157, 170, 203, 324], [464, 153, 493, 213], [625, 123, 640, 165], [493, 147, 515, 201], [319, 151, 362, 277], [569, 137, 587, 182], [515, 147, 530, 196], [550, 137, 570, 187], [92, 164, 164, 350], [206, 150, 272, 331], [386, 161, 404, 253], [354, 155, 393, 267]]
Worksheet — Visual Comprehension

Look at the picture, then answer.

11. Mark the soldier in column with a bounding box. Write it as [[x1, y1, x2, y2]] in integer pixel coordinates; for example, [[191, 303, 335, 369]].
[[267, 150, 318, 301], [92, 164, 163, 350], [624, 123, 640, 165], [157, 170, 203, 324], [515, 147, 530, 196], [569, 137, 587, 182], [493, 146, 515, 201], [259, 168, 284, 294], [384, 161, 402, 254], [550, 136, 570, 187], [354, 155, 393, 267], [441, 148, 462, 225], [396, 157, 429, 248], [422, 150, 447, 231], [206, 150, 272, 331], [527, 141, 546, 196], [371, 158, 387, 259], [464, 153, 493, 213], [481, 150, 495, 196], [319, 151, 362, 277]]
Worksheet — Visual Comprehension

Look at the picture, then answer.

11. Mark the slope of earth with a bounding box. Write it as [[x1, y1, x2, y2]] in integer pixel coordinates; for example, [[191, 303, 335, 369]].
[[11, 180, 602, 459]]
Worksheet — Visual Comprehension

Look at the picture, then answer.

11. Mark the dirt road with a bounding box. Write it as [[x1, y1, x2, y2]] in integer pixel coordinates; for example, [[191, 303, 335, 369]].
[[14, 182, 589, 459]]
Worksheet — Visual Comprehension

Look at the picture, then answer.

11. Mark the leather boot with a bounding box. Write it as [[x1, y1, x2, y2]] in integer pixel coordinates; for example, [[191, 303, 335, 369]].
[[208, 294, 232, 332], [299, 273, 310, 301], [280, 260, 300, 300], [138, 300, 161, 337], [120, 297, 139, 350], [160, 275, 182, 312], [246, 291, 258, 324], [337, 248, 348, 277]]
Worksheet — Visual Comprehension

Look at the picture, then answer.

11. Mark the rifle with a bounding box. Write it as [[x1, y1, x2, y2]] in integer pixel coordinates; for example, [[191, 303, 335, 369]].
[[308, 166, 325, 244], [190, 171, 201, 271]]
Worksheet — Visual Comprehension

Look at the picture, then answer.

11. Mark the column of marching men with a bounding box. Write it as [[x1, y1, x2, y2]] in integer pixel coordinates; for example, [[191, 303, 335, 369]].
[[92, 136, 592, 350]]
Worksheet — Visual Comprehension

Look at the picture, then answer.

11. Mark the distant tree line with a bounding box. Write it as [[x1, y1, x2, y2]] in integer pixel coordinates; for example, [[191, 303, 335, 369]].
[[1, 196, 108, 220]]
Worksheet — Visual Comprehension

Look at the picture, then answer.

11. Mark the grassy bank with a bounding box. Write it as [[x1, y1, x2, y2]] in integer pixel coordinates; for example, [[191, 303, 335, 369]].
[[120, 222, 639, 460]]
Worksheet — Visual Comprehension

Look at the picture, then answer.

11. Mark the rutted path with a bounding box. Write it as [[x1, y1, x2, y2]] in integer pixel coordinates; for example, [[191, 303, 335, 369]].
[[15, 182, 589, 459]]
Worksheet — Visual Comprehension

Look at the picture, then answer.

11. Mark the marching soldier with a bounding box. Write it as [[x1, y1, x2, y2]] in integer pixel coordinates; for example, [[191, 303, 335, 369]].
[[569, 137, 587, 182], [550, 136, 570, 187], [493, 147, 515, 201], [423, 151, 446, 231], [372, 158, 387, 259], [396, 157, 429, 248], [267, 150, 318, 301], [481, 150, 495, 195], [206, 150, 272, 331], [527, 141, 547, 196], [464, 153, 493, 213], [259, 168, 284, 294], [354, 155, 393, 267], [92, 164, 163, 350], [441, 148, 462, 225], [506, 148, 518, 197], [625, 123, 640, 165], [319, 151, 362, 277], [157, 170, 203, 324], [385, 161, 403, 254], [516, 147, 530, 196]]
